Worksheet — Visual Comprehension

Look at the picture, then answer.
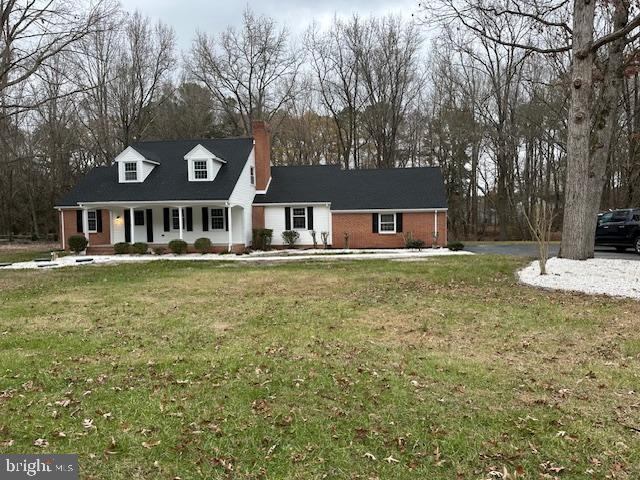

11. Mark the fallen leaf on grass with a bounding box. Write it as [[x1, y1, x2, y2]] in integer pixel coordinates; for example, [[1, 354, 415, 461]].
[[363, 452, 377, 461], [384, 455, 399, 464], [33, 438, 48, 447], [142, 440, 161, 449]]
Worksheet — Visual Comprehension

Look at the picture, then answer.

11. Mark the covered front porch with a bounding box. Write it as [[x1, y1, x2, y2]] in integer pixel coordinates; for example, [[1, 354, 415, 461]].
[[64, 202, 249, 253]]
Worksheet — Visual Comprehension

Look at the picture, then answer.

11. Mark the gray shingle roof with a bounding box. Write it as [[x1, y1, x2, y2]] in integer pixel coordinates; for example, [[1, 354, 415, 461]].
[[57, 138, 254, 206], [254, 165, 447, 210]]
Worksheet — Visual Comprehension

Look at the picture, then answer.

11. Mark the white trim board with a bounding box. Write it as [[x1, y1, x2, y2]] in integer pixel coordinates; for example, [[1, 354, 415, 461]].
[[331, 208, 448, 213]]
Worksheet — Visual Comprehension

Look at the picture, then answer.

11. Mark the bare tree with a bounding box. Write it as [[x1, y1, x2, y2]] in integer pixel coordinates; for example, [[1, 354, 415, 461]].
[[357, 16, 424, 168], [110, 11, 175, 147], [0, 0, 112, 114], [421, 0, 640, 259], [188, 7, 301, 135]]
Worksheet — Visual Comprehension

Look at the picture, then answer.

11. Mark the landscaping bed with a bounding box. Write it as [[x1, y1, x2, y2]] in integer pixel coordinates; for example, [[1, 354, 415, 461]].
[[519, 257, 640, 299]]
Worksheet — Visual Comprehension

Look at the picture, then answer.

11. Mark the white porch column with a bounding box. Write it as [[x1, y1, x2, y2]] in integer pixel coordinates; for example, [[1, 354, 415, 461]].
[[178, 207, 183, 240], [82, 208, 89, 241], [129, 207, 135, 243], [227, 205, 233, 252]]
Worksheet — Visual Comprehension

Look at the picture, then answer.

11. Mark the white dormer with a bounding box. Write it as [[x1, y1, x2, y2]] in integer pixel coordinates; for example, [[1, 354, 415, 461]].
[[184, 144, 226, 182], [114, 146, 159, 183]]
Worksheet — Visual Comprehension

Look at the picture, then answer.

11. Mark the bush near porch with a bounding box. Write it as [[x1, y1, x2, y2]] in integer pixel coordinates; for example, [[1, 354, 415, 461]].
[[0, 257, 639, 478]]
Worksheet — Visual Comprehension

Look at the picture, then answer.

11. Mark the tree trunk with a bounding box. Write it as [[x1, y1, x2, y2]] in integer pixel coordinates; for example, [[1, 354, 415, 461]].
[[559, 0, 598, 260]]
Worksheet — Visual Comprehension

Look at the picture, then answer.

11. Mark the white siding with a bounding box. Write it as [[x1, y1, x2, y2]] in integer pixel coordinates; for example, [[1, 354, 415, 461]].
[[229, 148, 256, 246], [265, 205, 332, 246]]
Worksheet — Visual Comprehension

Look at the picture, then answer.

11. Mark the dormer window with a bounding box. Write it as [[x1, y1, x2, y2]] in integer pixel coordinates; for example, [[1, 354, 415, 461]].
[[193, 160, 208, 179], [250, 166, 255, 185], [184, 144, 225, 182], [124, 162, 138, 181]]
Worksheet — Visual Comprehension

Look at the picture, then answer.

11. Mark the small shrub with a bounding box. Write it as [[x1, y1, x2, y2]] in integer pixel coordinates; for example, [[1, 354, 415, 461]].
[[252, 228, 274, 250], [343, 232, 350, 249], [68, 235, 88, 254], [262, 229, 273, 249], [194, 237, 212, 254], [30, 233, 39, 241], [282, 230, 299, 248], [114, 242, 130, 254], [403, 231, 425, 251], [320, 231, 330, 249], [153, 246, 166, 255], [406, 238, 426, 250], [168, 239, 188, 255], [310, 230, 318, 248], [447, 241, 464, 251], [132, 242, 148, 255]]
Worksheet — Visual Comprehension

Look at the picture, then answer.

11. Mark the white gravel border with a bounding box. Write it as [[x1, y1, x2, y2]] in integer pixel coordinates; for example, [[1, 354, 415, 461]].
[[0, 248, 472, 270], [518, 257, 640, 299]]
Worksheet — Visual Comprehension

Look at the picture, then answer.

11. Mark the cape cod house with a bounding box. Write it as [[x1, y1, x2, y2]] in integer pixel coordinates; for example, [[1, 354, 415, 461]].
[[56, 121, 448, 253]]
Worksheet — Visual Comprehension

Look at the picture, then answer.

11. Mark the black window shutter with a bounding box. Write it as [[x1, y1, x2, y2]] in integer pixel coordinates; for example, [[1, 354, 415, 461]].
[[372, 213, 379, 233], [96, 209, 103, 232], [202, 207, 209, 231], [76, 210, 83, 232], [186, 207, 193, 231], [146, 209, 153, 242], [225, 207, 229, 231], [307, 207, 314, 230], [163, 208, 170, 232], [285, 207, 291, 230], [396, 213, 403, 233], [124, 209, 131, 243]]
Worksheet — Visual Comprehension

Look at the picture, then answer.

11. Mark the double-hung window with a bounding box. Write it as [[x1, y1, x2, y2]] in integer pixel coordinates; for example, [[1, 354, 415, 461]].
[[171, 208, 185, 230], [379, 213, 396, 233], [87, 210, 97, 232], [124, 162, 137, 181], [211, 208, 225, 230], [193, 160, 208, 179], [292, 208, 307, 230]]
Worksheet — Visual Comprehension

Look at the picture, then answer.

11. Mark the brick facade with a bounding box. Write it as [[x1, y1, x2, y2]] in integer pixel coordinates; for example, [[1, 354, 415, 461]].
[[331, 211, 447, 249], [61, 209, 111, 250], [252, 121, 271, 191]]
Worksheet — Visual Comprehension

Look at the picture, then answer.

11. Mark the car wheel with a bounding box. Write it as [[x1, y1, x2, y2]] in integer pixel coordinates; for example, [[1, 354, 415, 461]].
[[635, 237, 640, 255]]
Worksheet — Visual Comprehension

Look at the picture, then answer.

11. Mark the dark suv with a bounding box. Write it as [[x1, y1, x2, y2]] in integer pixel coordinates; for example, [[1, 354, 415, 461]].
[[595, 209, 640, 253]]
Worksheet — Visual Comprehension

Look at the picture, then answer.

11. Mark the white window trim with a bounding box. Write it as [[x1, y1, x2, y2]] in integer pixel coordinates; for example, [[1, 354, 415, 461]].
[[191, 159, 210, 181], [87, 209, 98, 233], [379, 213, 396, 234], [291, 207, 307, 231], [210, 208, 226, 230], [171, 208, 186, 230], [123, 161, 138, 182]]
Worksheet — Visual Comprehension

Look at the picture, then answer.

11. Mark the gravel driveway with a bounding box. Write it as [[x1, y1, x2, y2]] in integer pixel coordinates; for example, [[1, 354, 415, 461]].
[[465, 242, 640, 260]]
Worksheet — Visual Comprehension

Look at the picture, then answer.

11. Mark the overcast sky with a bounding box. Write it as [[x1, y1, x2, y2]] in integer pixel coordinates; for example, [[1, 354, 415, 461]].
[[124, 0, 420, 50]]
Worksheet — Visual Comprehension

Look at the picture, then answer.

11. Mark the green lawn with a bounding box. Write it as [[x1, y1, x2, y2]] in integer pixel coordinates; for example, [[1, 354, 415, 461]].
[[0, 256, 639, 479]]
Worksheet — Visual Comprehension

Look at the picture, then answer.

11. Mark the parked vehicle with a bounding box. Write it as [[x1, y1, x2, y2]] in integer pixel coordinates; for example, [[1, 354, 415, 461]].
[[595, 209, 640, 253]]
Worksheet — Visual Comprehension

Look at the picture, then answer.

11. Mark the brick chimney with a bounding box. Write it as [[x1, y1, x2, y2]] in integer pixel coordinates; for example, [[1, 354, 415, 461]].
[[252, 120, 271, 191]]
